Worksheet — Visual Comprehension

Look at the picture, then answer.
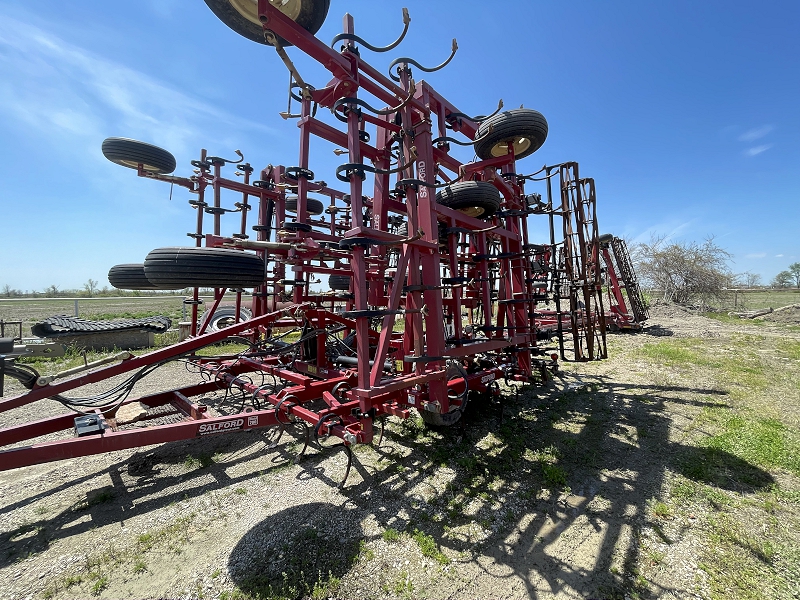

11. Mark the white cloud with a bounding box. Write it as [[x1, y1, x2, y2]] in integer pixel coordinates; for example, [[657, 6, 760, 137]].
[[745, 145, 772, 157], [746, 252, 767, 258], [738, 125, 773, 142], [0, 13, 274, 158], [776, 254, 784, 257]]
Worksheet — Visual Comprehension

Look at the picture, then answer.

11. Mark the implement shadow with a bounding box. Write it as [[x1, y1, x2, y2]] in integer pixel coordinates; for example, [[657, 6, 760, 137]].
[[0, 425, 307, 568], [292, 375, 773, 598]]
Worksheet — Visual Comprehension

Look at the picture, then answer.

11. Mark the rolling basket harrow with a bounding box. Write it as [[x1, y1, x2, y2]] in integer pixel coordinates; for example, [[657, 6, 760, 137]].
[[0, 0, 625, 485]]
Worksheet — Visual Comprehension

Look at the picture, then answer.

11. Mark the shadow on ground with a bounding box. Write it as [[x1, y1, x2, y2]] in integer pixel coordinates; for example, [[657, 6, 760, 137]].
[[1, 373, 775, 598]]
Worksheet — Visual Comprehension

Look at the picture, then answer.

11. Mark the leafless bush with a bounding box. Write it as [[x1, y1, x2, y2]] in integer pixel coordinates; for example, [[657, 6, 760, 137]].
[[633, 235, 733, 306]]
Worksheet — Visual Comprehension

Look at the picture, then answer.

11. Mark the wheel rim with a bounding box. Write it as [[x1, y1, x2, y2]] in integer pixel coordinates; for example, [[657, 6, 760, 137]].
[[228, 0, 303, 26], [490, 137, 532, 158], [458, 206, 486, 218], [116, 159, 163, 173], [212, 316, 238, 329]]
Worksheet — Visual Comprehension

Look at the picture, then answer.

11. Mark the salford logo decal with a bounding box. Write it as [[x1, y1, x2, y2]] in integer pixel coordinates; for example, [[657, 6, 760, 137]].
[[417, 161, 428, 199], [480, 373, 496, 384], [198, 419, 244, 436]]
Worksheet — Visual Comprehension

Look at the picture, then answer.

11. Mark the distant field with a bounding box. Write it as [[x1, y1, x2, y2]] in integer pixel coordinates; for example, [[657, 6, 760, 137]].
[[0, 295, 240, 337], [727, 289, 800, 310], [644, 289, 800, 311]]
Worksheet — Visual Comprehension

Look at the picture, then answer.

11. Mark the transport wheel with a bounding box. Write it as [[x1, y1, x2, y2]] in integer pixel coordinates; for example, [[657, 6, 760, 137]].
[[597, 233, 614, 245], [203, 0, 330, 46], [436, 181, 502, 219], [108, 264, 159, 290], [285, 196, 325, 215], [101, 137, 177, 174], [144, 247, 265, 289], [329, 275, 351, 291], [200, 304, 253, 332], [473, 108, 548, 161]]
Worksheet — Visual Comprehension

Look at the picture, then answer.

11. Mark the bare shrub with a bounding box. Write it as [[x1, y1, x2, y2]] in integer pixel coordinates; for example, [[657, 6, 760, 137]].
[[634, 236, 733, 306]]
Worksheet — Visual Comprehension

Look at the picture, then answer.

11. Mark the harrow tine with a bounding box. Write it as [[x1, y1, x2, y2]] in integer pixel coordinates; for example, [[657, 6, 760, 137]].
[[375, 417, 387, 448], [338, 443, 354, 489], [293, 423, 311, 464]]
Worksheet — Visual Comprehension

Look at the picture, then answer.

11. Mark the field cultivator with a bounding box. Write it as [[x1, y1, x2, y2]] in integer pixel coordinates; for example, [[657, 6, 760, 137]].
[[1, 1, 614, 483]]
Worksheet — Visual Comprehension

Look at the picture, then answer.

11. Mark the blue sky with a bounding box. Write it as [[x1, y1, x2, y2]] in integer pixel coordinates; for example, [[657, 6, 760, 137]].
[[0, 0, 797, 292]]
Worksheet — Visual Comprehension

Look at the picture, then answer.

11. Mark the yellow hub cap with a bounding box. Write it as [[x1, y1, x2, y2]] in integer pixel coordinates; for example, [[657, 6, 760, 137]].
[[458, 206, 486, 218], [228, 0, 303, 26], [490, 136, 531, 158]]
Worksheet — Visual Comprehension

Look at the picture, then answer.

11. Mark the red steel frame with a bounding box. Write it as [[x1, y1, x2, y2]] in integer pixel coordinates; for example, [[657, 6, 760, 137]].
[[600, 236, 649, 331], [0, 3, 607, 475]]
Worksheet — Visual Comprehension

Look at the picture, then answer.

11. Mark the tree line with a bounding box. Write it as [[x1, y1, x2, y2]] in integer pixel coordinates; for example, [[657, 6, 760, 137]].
[[1, 280, 194, 299], [627, 236, 798, 306]]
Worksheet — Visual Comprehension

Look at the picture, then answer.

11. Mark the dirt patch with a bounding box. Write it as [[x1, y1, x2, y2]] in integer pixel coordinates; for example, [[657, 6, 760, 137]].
[[1, 309, 799, 599], [759, 304, 800, 325]]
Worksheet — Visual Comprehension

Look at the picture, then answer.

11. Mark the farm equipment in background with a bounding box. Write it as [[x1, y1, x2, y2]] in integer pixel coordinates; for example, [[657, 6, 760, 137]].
[[0, 0, 610, 484], [599, 234, 649, 331]]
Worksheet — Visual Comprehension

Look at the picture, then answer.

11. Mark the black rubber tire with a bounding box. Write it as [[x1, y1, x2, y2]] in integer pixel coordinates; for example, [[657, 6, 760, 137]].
[[285, 196, 324, 215], [420, 407, 464, 428], [474, 109, 548, 161], [598, 233, 614, 245], [436, 181, 502, 219], [329, 275, 351, 291], [200, 304, 253, 332], [101, 138, 176, 174], [203, 0, 330, 46], [144, 247, 265, 289], [108, 264, 159, 290]]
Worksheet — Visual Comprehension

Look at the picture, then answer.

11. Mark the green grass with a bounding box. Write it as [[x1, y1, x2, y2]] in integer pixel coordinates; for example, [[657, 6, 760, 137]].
[[707, 416, 800, 476], [382, 528, 401, 543], [542, 463, 567, 487], [705, 312, 766, 326], [651, 500, 671, 519], [183, 453, 215, 469], [411, 529, 449, 565], [638, 340, 704, 366], [74, 488, 115, 512], [777, 339, 800, 360]]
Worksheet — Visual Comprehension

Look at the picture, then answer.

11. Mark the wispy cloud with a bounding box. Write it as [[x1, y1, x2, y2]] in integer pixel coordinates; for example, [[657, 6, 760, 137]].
[[745, 144, 772, 157], [738, 125, 773, 142], [0, 13, 273, 159], [776, 254, 784, 257], [631, 220, 696, 246], [746, 252, 767, 258]]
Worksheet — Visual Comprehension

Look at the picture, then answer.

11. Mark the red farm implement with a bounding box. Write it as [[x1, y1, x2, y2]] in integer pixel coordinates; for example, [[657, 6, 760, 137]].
[[1, 1, 615, 485], [599, 234, 650, 331]]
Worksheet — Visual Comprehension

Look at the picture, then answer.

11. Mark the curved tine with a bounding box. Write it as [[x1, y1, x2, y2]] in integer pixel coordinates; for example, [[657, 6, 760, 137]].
[[207, 150, 245, 165], [331, 8, 410, 53], [263, 424, 285, 449], [433, 123, 496, 147], [389, 38, 458, 81], [332, 80, 417, 118], [445, 99, 504, 125], [399, 229, 424, 245], [375, 418, 387, 447], [293, 423, 311, 463], [338, 444, 354, 489]]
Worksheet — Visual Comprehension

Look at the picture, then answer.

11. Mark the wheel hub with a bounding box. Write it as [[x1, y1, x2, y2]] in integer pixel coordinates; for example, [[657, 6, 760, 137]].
[[490, 137, 532, 158], [458, 206, 486, 218], [229, 0, 303, 26]]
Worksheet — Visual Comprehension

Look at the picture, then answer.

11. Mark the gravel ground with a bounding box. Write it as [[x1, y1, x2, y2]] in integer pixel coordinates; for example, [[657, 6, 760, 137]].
[[1, 305, 798, 599]]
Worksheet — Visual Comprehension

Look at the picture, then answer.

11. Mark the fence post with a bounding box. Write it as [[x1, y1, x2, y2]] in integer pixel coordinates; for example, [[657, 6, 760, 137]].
[[74, 299, 79, 317]]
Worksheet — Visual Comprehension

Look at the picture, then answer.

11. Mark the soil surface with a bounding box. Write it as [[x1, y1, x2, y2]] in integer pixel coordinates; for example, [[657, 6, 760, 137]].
[[1, 305, 798, 600]]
